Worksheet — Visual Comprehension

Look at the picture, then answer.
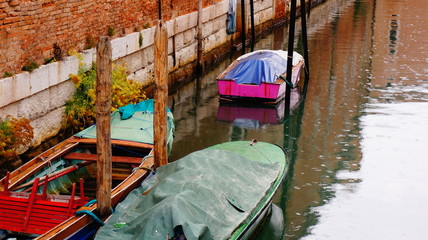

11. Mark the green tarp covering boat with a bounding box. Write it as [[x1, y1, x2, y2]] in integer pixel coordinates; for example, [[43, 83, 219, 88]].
[[95, 140, 288, 240]]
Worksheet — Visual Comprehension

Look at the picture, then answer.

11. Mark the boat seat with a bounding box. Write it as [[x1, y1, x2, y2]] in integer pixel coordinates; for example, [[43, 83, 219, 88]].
[[0, 177, 87, 235], [63, 152, 143, 164]]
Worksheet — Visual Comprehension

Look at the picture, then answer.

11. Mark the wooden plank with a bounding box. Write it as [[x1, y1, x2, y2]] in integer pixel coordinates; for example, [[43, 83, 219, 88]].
[[63, 152, 143, 164], [154, 20, 168, 168], [70, 137, 154, 150], [96, 36, 112, 217]]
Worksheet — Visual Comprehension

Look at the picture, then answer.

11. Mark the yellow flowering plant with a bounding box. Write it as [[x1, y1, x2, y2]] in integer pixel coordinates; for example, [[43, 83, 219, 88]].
[[65, 64, 147, 131], [0, 116, 34, 158]]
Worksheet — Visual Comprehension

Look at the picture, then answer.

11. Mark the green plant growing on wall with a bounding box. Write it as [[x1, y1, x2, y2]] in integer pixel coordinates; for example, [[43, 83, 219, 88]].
[[2, 72, 14, 78], [85, 35, 97, 50], [22, 62, 39, 72], [142, 23, 150, 29], [44, 57, 57, 64], [65, 64, 147, 131], [0, 116, 34, 158], [139, 33, 143, 48], [108, 26, 115, 37]]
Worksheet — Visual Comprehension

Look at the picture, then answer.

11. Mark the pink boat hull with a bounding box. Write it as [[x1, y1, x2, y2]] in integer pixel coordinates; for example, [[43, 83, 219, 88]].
[[217, 80, 285, 103]]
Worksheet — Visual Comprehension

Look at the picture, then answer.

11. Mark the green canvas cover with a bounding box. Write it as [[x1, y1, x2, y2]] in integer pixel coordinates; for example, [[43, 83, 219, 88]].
[[95, 142, 284, 240], [74, 99, 174, 152]]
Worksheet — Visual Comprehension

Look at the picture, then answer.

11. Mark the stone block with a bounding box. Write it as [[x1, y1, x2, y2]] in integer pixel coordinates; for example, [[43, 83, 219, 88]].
[[46, 62, 60, 87], [216, 1, 228, 18], [189, 12, 198, 28], [213, 15, 227, 33], [166, 19, 175, 37], [30, 107, 65, 147], [0, 76, 14, 107], [116, 50, 144, 74], [144, 45, 155, 65], [18, 89, 50, 120], [128, 63, 154, 87], [0, 102, 18, 119], [126, 32, 140, 55], [209, 5, 217, 21], [174, 14, 189, 34], [202, 5, 211, 23], [13, 71, 31, 101], [183, 28, 196, 46], [111, 37, 127, 60], [141, 27, 155, 49], [174, 32, 185, 51], [81, 49, 94, 71], [260, 0, 274, 11], [59, 56, 79, 83], [168, 37, 173, 55], [177, 42, 197, 67], [168, 55, 175, 72], [49, 80, 75, 110], [30, 65, 50, 95], [202, 21, 213, 38]]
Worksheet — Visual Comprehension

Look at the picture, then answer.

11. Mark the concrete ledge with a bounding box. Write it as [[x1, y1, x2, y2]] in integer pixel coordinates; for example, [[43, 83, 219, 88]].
[[14, 73, 31, 102], [0, 76, 14, 107], [30, 65, 49, 95]]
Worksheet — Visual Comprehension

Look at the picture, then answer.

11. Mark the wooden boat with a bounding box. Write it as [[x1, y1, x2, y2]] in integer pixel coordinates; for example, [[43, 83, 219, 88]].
[[94, 140, 288, 240], [0, 99, 174, 239], [217, 50, 304, 104]]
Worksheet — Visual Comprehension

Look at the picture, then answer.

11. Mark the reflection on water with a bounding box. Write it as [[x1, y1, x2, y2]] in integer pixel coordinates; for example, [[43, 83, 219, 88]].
[[169, 0, 428, 239]]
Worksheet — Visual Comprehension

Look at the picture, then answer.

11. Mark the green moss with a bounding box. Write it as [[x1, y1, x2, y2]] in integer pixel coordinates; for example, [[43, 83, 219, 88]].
[[22, 62, 39, 72]]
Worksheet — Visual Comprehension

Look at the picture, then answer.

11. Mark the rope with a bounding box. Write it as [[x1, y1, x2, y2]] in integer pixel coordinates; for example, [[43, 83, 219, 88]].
[[276, 74, 295, 89], [249, 141, 273, 164], [113, 145, 146, 158], [84, 199, 97, 207], [132, 155, 155, 173], [75, 210, 105, 225]]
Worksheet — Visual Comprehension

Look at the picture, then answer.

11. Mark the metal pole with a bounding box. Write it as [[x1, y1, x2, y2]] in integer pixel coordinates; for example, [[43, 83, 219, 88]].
[[250, 0, 255, 51], [285, 0, 297, 117]]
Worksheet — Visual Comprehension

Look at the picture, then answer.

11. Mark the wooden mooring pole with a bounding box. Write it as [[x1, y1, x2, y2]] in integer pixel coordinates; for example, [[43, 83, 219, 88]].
[[96, 36, 112, 217], [250, 0, 255, 51], [197, 0, 204, 72], [240, 0, 246, 54], [154, 20, 168, 169], [285, 0, 297, 117]]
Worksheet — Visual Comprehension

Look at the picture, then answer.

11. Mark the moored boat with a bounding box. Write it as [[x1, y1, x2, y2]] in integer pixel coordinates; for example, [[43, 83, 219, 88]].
[[0, 99, 174, 239], [217, 50, 304, 104], [94, 140, 288, 240]]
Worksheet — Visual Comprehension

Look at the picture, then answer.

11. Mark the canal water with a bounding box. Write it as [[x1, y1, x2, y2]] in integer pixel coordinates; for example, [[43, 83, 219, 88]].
[[168, 0, 428, 239]]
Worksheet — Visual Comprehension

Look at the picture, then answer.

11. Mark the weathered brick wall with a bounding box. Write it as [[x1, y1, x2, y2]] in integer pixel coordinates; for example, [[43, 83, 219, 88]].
[[0, 0, 222, 77], [275, 0, 287, 20]]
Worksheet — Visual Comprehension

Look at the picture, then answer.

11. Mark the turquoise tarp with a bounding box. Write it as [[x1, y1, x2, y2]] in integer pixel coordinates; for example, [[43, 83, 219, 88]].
[[74, 99, 174, 152]]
